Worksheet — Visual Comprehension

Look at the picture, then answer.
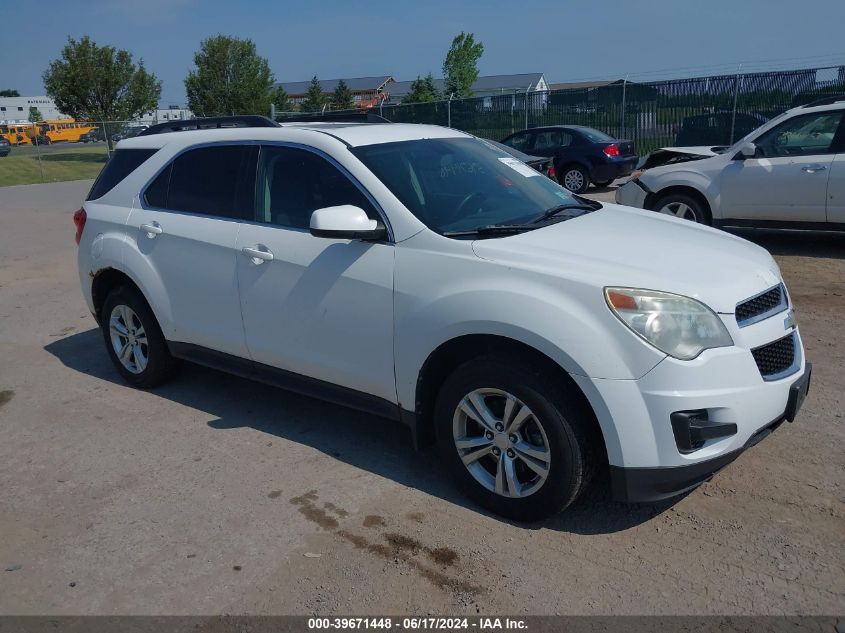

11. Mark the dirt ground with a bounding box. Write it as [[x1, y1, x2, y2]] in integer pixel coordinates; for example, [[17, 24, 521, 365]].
[[0, 180, 842, 615]]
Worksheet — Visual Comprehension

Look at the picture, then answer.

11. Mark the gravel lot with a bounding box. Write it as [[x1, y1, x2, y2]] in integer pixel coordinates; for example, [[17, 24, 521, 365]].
[[0, 180, 842, 615]]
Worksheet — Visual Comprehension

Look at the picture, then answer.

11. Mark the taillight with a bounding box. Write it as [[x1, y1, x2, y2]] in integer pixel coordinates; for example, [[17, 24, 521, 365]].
[[603, 143, 621, 157], [548, 164, 556, 180], [73, 207, 86, 245]]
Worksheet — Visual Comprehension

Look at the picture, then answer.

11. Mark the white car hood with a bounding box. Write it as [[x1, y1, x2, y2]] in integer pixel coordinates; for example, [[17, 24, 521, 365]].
[[471, 204, 780, 314], [654, 145, 721, 157]]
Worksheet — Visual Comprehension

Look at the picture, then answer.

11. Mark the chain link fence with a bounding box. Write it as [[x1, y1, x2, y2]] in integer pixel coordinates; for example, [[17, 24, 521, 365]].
[[2, 64, 843, 188], [279, 65, 845, 155]]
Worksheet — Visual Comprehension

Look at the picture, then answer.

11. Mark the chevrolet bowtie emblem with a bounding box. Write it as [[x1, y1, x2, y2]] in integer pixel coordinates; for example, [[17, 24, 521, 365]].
[[784, 310, 796, 330]]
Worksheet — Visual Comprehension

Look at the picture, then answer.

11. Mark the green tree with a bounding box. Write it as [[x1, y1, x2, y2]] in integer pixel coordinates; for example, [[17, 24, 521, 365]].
[[185, 35, 275, 117], [43, 36, 161, 124], [442, 32, 484, 98], [270, 85, 292, 113], [331, 79, 355, 110], [28, 107, 42, 123], [300, 76, 326, 112], [402, 73, 440, 104], [0, 89, 20, 97]]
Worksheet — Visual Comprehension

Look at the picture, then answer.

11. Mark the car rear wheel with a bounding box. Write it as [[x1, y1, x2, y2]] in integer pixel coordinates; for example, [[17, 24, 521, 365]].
[[434, 357, 596, 521], [101, 285, 179, 388], [558, 165, 590, 194], [653, 192, 709, 224]]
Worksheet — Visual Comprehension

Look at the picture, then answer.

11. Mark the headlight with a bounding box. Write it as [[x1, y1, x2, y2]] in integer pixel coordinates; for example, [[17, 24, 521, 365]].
[[605, 288, 733, 360]]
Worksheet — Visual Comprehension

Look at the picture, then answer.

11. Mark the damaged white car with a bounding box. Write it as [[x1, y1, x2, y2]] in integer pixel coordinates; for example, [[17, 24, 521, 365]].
[[615, 96, 845, 229]]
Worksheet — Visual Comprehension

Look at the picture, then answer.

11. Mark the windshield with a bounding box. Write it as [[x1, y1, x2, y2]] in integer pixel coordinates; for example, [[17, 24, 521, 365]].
[[352, 137, 587, 235]]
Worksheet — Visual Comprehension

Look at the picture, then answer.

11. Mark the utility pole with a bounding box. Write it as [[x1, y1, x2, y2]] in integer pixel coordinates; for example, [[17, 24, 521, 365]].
[[730, 64, 744, 144], [621, 73, 629, 139]]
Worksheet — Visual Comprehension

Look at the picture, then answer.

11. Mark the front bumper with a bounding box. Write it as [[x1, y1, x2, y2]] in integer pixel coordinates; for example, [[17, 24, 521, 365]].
[[610, 363, 811, 502], [571, 311, 810, 500], [614, 178, 649, 208]]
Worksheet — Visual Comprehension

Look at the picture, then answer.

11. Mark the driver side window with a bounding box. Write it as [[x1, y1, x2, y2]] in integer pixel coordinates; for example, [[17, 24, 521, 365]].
[[255, 146, 377, 229], [754, 111, 843, 158]]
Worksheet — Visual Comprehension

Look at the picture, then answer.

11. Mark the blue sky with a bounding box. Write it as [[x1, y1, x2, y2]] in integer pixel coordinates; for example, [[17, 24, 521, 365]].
[[2, 0, 843, 107]]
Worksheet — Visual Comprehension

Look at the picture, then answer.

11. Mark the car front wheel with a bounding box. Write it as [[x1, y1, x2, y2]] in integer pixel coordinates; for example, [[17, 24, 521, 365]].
[[435, 357, 596, 521], [653, 192, 709, 224]]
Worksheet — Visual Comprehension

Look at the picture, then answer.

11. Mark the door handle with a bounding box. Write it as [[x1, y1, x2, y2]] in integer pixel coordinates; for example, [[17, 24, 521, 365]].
[[242, 245, 274, 264], [140, 222, 163, 238], [801, 164, 827, 173]]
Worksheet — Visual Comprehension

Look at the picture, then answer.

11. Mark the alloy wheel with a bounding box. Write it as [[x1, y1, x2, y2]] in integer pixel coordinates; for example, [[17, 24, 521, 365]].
[[563, 169, 585, 192], [452, 388, 551, 498], [658, 201, 699, 222], [108, 304, 149, 374]]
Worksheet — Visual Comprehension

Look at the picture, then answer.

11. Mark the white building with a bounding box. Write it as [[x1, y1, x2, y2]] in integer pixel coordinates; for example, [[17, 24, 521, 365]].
[[0, 95, 192, 125], [137, 106, 194, 125], [0, 96, 67, 123]]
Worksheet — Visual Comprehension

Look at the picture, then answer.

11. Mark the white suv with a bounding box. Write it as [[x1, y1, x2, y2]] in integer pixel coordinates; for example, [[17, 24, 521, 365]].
[[75, 116, 811, 521], [615, 97, 845, 229]]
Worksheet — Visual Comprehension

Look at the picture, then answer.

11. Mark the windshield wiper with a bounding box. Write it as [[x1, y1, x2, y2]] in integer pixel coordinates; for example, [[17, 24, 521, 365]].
[[442, 224, 540, 237], [531, 202, 601, 224]]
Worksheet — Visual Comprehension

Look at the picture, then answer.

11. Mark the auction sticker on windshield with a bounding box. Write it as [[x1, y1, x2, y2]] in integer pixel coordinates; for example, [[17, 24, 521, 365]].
[[498, 156, 540, 178]]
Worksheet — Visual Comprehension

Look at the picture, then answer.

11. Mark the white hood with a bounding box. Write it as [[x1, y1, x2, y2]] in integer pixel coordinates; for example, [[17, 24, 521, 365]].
[[471, 204, 781, 314]]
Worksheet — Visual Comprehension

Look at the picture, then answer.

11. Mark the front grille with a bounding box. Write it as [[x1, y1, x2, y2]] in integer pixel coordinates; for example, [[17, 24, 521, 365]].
[[736, 284, 787, 326], [751, 333, 797, 379]]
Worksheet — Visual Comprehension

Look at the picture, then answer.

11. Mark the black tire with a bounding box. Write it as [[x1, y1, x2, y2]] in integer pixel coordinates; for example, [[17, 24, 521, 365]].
[[651, 192, 710, 225], [434, 357, 597, 521], [592, 179, 614, 188], [100, 285, 179, 388], [557, 164, 590, 194]]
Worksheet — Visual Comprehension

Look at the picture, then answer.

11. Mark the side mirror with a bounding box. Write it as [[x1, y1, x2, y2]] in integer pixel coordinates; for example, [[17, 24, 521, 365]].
[[735, 142, 757, 159], [310, 205, 386, 241]]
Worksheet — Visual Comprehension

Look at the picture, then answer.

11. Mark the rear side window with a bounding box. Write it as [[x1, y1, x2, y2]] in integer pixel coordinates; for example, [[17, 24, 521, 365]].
[[86, 148, 158, 201], [579, 128, 615, 143], [144, 145, 255, 219]]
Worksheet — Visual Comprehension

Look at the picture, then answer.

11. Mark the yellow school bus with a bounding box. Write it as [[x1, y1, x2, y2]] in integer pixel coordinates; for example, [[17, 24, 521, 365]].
[[26, 119, 98, 144], [0, 123, 35, 145]]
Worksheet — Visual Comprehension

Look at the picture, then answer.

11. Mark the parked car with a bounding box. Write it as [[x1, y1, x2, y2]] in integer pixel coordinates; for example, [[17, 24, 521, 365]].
[[616, 96, 845, 229], [484, 139, 554, 179], [75, 116, 811, 521], [111, 126, 147, 142], [500, 125, 638, 193], [674, 112, 769, 147], [0, 137, 10, 157], [80, 128, 103, 143]]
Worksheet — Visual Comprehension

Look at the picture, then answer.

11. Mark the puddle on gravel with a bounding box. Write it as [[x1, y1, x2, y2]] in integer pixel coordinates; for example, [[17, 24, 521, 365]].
[[290, 491, 472, 595], [323, 501, 348, 517], [363, 515, 385, 528], [0, 390, 14, 408], [337, 529, 476, 595], [290, 490, 339, 530]]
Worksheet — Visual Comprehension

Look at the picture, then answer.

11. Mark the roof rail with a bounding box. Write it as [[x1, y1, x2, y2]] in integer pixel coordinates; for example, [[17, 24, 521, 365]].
[[800, 94, 845, 108], [137, 115, 280, 136], [277, 112, 392, 124]]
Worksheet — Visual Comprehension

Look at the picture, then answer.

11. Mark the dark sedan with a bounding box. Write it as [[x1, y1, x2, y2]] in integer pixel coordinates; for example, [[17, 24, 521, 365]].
[[0, 137, 10, 157], [500, 125, 638, 193], [80, 128, 104, 143]]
